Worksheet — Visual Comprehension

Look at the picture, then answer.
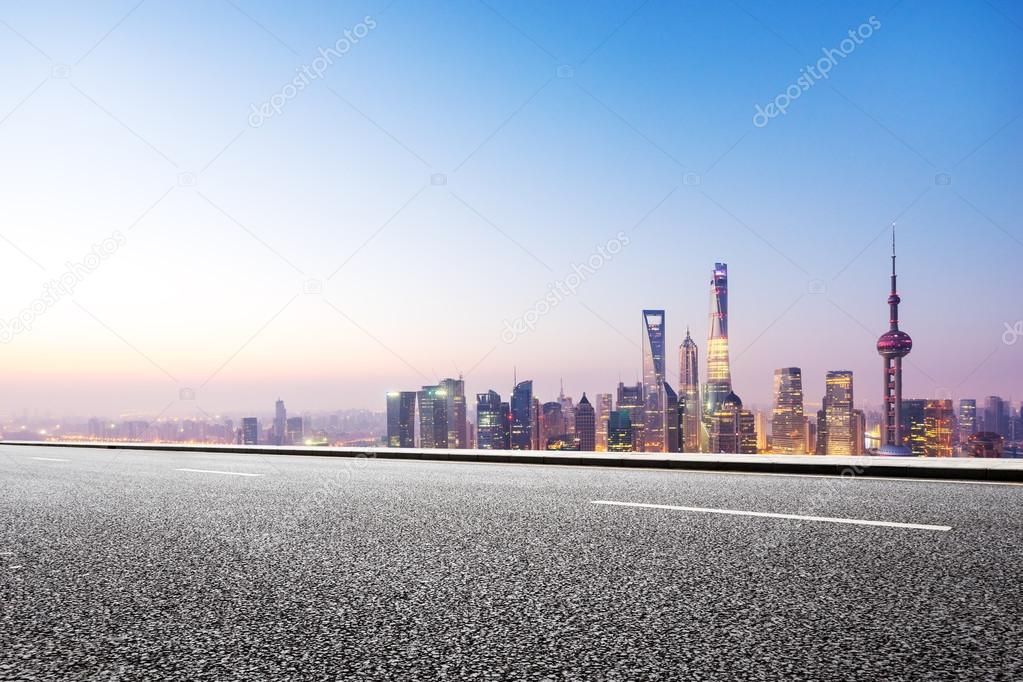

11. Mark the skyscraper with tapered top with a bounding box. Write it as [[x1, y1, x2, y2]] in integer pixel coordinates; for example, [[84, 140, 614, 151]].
[[678, 328, 701, 452], [641, 310, 667, 452], [704, 263, 732, 440], [876, 226, 913, 456]]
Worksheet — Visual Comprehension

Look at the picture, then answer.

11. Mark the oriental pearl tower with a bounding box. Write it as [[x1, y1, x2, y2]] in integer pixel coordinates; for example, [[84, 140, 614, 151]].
[[876, 225, 913, 456]]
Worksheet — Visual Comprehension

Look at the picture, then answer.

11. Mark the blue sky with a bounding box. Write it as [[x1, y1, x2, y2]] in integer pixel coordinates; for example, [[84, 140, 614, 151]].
[[0, 0, 1021, 416]]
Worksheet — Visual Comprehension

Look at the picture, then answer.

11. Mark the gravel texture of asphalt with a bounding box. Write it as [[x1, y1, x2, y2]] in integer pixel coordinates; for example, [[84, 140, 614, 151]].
[[1, 444, 1021, 681]]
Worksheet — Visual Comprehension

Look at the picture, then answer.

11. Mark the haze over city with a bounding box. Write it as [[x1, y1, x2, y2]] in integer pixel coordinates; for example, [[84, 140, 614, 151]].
[[1, 0, 1020, 419]]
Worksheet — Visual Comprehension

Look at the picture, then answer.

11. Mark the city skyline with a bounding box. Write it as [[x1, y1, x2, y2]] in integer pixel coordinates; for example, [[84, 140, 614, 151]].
[[0, 1, 1021, 417]]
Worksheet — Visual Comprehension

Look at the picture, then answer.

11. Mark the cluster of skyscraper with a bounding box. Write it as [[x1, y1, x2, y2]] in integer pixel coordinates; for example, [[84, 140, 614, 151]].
[[387, 263, 762, 454], [385, 240, 1018, 457]]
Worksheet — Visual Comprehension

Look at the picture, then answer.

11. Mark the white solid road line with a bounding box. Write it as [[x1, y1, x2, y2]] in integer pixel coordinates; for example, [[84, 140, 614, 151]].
[[175, 468, 265, 477], [30, 457, 69, 462], [591, 500, 952, 531]]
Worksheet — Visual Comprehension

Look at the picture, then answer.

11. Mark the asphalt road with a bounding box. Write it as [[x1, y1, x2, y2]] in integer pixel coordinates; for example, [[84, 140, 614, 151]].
[[1, 445, 1021, 681]]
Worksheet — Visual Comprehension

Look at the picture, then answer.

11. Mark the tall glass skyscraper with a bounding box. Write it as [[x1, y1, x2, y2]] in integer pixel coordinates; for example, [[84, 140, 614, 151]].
[[476, 390, 504, 450], [678, 328, 701, 452], [704, 263, 732, 435], [771, 367, 805, 454], [510, 380, 533, 450], [616, 381, 643, 449], [823, 371, 855, 455], [595, 393, 612, 452], [417, 385, 448, 449], [386, 391, 416, 448], [641, 309, 667, 452], [437, 378, 466, 449], [958, 399, 977, 444]]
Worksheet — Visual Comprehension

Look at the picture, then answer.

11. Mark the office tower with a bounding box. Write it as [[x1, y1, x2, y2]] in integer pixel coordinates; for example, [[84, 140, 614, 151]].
[[663, 383, 679, 453], [900, 399, 927, 457], [498, 402, 511, 449], [923, 400, 954, 457], [616, 381, 644, 448], [476, 390, 505, 450], [805, 417, 816, 454], [852, 409, 865, 455], [595, 393, 612, 452], [417, 385, 448, 448], [575, 394, 596, 452], [510, 380, 533, 450], [273, 398, 287, 445], [678, 328, 701, 452], [739, 409, 757, 454], [815, 409, 827, 455], [984, 396, 1009, 438], [754, 411, 768, 452], [467, 423, 476, 449], [771, 367, 805, 454], [241, 417, 259, 445], [286, 416, 303, 446], [641, 310, 667, 452], [558, 380, 575, 435], [541, 402, 566, 449], [608, 410, 633, 452], [708, 391, 755, 454], [958, 399, 977, 441], [704, 263, 733, 428], [532, 397, 541, 450], [386, 391, 416, 448], [876, 227, 913, 455], [823, 371, 855, 455], [439, 377, 467, 448]]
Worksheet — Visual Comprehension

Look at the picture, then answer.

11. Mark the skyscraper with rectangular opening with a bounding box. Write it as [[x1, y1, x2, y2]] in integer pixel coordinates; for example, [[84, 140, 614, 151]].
[[642, 309, 667, 452]]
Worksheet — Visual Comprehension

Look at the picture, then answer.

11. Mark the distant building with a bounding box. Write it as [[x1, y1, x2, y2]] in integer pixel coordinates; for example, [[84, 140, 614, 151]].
[[901, 399, 927, 457], [440, 377, 467, 448], [923, 400, 954, 457], [241, 417, 259, 445], [386, 391, 416, 448], [823, 371, 855, 455], [641, 309, 667, 452], [608, 410, 633, 452], [708, 391, 755, 454], [417, 385, 448, 448], [704, 263, 733, 436], [852, 409, 865, 455], [958, 399, 977, 442], [663, 383, 679, 453], [678, 328, 701, 453], [476, 390, 507, 450], [510, 380, 534, 450], [273, 399, 287, 445], [541, 402, 566, 449], [594, 393, 612, 452], [286, 416, 303, 446], [984, 396, 1009, 438], [575, 394, 596, 452], [616, 381, 644, 450], [772, 367, 805, 454]]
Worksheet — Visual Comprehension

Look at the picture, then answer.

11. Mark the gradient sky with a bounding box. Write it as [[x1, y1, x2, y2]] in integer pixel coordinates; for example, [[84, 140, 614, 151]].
[[1, 0, 1021, 418]]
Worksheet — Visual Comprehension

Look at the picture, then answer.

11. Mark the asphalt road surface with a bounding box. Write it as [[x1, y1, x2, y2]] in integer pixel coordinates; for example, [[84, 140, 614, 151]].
[[1, 445, 1021, 681]]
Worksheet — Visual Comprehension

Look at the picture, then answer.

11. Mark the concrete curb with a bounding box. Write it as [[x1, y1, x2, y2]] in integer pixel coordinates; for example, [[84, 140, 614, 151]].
[[3, 440, 1022, 482]]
